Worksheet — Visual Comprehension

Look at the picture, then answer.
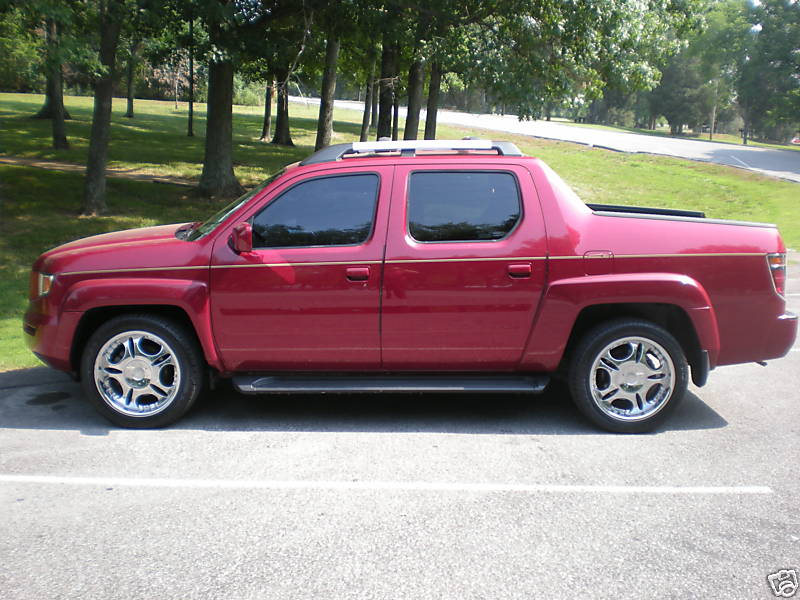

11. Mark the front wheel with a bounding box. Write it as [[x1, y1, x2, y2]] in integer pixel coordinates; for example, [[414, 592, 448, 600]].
[[568, 319, 688, 433], [81, 314, 205, 428]]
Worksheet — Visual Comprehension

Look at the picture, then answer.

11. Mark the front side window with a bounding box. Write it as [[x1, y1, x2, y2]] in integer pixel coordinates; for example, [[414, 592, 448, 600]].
[[252, 174, 379, 248], [408, 171, 521, 242]]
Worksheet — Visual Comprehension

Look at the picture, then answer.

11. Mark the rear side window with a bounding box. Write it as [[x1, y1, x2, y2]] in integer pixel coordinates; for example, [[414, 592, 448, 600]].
[[407, 171, 521, 242], [252, 174, 379, 248]]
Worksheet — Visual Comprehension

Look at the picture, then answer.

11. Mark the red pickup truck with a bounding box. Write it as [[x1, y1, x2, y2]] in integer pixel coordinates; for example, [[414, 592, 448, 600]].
[[24, 140, 796, 432]]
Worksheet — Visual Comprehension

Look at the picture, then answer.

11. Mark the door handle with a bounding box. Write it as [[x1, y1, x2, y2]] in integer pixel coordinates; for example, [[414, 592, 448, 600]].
[[507, 263, 532, 278], [346, 266, 371, 281]]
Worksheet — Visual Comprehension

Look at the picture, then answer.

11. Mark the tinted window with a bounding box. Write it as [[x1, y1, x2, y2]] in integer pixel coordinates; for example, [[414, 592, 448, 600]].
[[408, 171, 520, 242], [252, 174, 378, 248]]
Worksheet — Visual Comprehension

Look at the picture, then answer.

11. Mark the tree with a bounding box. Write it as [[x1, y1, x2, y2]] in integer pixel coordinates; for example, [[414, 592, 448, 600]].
[[684, 0, 750, 139], [402, 11, 426, 140], [248, 2, 314, 147], [121, 38, 141, 118], [358, 47, 376, 141], [423, 62, 441, 139], [5, 1, 77, 148], [648, 51, 708, 135], [197, 0, 244, 197], [0, 7, 45, 92], [313, 1, 351, 150], [82, 0, 126, 215], [737, 0, 800, 142], [314, 35, 339, 149], [455, 1, 699, 123], [40, 15, 69, 148], [376, 40, 398, 139]]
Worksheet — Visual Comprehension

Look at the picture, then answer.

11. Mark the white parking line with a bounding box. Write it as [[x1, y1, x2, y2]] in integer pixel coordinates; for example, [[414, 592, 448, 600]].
[[0, 474, 772, 495], [728, 154, 751, 169]]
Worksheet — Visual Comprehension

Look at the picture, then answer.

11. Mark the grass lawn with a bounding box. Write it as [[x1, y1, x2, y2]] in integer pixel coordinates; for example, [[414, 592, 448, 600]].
[[1, 91, 798, 370]]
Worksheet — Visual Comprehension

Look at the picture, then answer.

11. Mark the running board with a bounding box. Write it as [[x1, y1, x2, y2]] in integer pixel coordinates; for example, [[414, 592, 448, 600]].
[[232, 374, 549, 395]]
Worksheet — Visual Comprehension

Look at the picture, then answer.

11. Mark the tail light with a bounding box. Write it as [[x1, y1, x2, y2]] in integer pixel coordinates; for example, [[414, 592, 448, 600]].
[[767, 253, 786, 296]]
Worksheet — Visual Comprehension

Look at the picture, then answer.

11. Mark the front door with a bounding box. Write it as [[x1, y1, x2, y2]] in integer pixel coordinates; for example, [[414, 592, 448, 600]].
[[381, 163, 548, 370], [210, 166, 392, 371]]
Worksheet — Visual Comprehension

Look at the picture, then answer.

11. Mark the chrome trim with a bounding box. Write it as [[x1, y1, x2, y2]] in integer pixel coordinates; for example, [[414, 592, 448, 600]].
[[611, 252, 765, 259], [386, 256, 545, 265], [57, 251, 768, 276], [210, 260, 383, 269], [60, 265, 208, 276]]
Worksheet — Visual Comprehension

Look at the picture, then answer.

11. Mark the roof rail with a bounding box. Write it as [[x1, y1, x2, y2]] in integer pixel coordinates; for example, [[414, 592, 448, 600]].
[[299, 139, 524, 166]]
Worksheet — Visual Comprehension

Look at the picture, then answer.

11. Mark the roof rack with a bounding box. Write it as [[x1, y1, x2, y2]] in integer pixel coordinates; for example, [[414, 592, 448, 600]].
[[299, 140, 524, 166]]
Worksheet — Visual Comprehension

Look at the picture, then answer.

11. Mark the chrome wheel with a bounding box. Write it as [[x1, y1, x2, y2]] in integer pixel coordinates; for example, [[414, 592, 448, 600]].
[[93, 330, 181, 417], [589, 336, 675, 422]]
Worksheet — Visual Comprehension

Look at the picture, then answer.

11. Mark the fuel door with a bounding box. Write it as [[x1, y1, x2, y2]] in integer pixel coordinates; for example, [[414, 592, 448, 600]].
[[583, 250, 614, 276]]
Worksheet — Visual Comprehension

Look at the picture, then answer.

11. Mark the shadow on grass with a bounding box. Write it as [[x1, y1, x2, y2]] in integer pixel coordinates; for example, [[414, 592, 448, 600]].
[[0, 367, 727, 436]]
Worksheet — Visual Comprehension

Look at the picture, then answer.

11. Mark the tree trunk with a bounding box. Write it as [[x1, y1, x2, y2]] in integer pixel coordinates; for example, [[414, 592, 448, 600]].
[[82, 1, 123, 216], [46, 20, 68, 149], [187, 15, 194, 136], [370, 79, 378, 129], [35, 19, 72, 126], [424, 62, 441, 140], [124, 41, 137, 118], [709, 79, 718, 142], [315, 36, 340, 150], [392, 92, 399, 140], [359, 56, 375, 142], [271, 76, 294, 146], [403, 58, 424, 140], [174, 59, 179, 110], [198, 59, 243, 198], [377, 44, 395, 139], [260, 83, 272, 141], [34, 74, 72, 120]]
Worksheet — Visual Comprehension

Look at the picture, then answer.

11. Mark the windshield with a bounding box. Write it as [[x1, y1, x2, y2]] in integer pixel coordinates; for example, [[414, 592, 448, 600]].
[[186, 170, 285, 241]]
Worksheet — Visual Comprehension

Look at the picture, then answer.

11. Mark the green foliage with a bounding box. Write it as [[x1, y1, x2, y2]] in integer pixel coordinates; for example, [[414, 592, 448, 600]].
[[0, 7, 45, 91], [649, 51, 709, 134], [737, 0, 800, 141], [450, 0, 704, 119]]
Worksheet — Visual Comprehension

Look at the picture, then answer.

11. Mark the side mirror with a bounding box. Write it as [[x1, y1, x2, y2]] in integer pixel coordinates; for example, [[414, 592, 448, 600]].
[[230, 221, 253, 254]]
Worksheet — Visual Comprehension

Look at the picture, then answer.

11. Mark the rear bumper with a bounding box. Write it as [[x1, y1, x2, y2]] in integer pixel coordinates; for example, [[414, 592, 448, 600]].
[[762, 311, 798, 360]]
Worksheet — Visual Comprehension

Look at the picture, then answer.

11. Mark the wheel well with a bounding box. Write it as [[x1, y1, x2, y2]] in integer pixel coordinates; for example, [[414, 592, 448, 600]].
[[560, 303, 704, 380], [70, 305, 199, 376]]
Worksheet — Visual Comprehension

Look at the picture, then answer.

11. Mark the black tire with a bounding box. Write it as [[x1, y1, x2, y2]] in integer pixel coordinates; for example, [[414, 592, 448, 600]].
[[568, 318, 688, 433], [80, 313, 205, 428]]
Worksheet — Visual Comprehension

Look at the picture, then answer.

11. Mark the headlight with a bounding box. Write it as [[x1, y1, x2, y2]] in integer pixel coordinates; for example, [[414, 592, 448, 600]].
[[32, 272, 55, 298]]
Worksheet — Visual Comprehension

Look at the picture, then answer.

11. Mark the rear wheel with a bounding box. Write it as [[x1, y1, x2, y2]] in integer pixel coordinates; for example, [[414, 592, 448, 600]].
[[81, 314, 204, 428], [568, 319, 688, 433]]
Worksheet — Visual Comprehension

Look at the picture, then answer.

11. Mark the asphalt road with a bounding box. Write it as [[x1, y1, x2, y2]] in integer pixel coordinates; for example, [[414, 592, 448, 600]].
[[291, 96, 800, 183], [1, 266, 798, 599]]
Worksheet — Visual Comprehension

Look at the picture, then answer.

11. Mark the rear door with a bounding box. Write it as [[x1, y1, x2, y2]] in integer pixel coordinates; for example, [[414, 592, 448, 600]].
[[381, 163, 548, 370]]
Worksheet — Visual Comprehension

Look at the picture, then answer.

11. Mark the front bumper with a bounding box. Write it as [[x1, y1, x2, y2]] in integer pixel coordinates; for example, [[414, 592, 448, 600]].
[[23, 302, 81, 373]]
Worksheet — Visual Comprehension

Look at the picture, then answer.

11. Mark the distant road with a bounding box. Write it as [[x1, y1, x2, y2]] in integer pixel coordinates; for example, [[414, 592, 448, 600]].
[[290, 96, 800, 183]]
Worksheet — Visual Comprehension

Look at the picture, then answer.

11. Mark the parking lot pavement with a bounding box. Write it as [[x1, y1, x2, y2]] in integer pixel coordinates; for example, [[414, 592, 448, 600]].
[[1, 269, 798, 599]]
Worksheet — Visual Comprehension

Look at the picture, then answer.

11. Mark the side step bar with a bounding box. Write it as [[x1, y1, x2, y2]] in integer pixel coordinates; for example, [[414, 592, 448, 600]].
[[232, 374, 550, 395]]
